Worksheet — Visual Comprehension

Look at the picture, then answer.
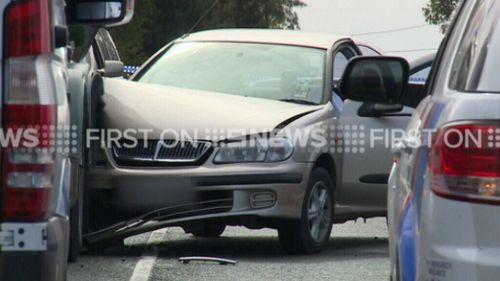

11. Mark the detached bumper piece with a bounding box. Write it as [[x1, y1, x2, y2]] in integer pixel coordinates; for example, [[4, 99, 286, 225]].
[[84, 198, 234, 246], [179, 256, 237, 265]]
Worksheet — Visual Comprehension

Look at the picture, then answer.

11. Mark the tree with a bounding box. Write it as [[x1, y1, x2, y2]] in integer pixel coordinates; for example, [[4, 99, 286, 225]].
[[110, 0, 306, 66], [422, 0, 460, 33], [109, 0, 156, 65]]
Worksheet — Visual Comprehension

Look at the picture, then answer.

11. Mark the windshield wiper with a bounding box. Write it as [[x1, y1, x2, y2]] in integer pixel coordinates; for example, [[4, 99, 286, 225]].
[[279, 98, 318, 105]]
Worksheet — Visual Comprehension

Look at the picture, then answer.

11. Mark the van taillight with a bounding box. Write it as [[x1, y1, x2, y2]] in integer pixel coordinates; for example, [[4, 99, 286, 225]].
[[2, 103, 56, 221], [429, 123, 500, 205], [2, 0, 56, 221], [5, 0, 53, 58]]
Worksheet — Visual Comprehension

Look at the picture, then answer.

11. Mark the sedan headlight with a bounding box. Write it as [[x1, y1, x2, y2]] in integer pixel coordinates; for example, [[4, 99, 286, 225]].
[[214, 138, 294, 164]]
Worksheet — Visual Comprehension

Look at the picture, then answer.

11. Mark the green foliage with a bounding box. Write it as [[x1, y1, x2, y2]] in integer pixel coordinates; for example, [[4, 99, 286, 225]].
[[110, 0, 306, 66], [422, 0, 460, 33]]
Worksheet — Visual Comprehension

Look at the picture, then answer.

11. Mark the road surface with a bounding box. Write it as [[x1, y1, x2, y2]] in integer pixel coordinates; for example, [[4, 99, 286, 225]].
[[69, 218, 389, 281]]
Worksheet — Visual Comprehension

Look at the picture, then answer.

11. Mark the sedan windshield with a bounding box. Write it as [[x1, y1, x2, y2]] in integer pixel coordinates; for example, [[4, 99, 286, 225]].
[[137, 42, 327, 104]]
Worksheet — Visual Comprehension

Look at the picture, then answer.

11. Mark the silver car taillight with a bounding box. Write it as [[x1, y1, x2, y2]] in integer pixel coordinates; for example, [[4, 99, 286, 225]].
[[429, 123, 500, 205]]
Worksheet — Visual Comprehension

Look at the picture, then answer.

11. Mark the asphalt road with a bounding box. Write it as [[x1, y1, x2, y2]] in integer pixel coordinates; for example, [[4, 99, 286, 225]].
[[68, 218, 389, 281]]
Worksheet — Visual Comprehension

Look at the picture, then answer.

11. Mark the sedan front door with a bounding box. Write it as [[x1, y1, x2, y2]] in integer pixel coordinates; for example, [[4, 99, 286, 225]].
[[337, 55, 433, 216]]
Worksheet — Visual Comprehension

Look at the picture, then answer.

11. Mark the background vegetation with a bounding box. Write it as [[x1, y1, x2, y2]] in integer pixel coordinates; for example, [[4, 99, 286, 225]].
[[111, 0, 460, 65], [423, 0, 460, 33], [110, 0, 306, 65]]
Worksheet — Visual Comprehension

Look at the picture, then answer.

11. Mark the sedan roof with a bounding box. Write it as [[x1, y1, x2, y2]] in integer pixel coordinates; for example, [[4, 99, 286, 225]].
[[178, 28, 376, 51]]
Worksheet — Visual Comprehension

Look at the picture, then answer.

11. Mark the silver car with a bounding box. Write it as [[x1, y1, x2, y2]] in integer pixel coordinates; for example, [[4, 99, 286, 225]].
[[85, 29, 420, 254], [388, 0, 500, 280]]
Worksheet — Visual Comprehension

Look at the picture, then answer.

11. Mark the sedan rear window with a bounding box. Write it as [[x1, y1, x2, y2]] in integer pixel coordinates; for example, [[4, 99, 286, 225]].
[[449, 0, 500, 93], [137, 42, 326, 104]]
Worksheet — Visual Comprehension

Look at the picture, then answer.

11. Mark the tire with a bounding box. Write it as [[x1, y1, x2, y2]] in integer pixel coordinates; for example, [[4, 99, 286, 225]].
[[189, 224, 226, 238], [278, 168, 334, 254], [68, 165, 84, 262], [87, 239, 125, 255]]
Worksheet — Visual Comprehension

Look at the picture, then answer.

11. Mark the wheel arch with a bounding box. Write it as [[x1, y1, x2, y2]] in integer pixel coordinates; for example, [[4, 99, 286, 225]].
[[312, 154, 338, 190]]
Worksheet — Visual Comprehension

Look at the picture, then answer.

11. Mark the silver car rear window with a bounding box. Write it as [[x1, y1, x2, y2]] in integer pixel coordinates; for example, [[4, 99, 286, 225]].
[[449, 0, 500, 93]]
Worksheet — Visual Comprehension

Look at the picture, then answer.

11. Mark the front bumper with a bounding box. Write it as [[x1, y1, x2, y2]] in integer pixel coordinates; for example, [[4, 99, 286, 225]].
[[89, 161, 313, 220], [0, 216, 69, 281]]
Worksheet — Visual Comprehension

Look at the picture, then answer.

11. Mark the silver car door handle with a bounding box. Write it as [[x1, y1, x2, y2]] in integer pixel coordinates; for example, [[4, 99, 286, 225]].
[[402, 138, 418, 154], [393, 138, 415, 157], [392, 141, 405, 157]]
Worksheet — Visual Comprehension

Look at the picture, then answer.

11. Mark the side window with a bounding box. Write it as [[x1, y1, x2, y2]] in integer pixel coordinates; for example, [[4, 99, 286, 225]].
[[88, 46, 100, 72], [402, 64, 432, 108], [331, 46, 357, 115], [99, 29, 120, 61], [91, 40, 105, 69], [333, 47, 356, 83], [358, 45, 381, 56], [333, 52, 349, 82], [409, 65, 431, 85], [93, 29, 121, 66]]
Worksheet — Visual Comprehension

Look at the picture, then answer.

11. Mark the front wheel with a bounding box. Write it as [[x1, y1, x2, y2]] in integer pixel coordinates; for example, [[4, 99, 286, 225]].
[[278, 168, 334, 254]]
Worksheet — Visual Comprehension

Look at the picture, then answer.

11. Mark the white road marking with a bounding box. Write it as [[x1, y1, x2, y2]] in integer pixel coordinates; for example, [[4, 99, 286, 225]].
[[129, 228, 168, 281]]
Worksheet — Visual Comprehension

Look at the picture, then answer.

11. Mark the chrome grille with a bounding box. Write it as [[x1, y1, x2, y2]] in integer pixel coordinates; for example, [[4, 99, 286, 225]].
[[155, 140, 212, 162], [112, 140, 212, 166], [113, 140, 157, 162]]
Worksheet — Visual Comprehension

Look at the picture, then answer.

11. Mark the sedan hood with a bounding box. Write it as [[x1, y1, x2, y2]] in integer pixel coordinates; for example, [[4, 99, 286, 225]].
[[101, 78, 323, 140]]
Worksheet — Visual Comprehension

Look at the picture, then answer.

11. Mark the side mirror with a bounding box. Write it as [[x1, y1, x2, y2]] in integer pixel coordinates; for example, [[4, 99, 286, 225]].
[[99, 60, 124, 77], [67, 0, 134, 27], [340, 56, 409, 104]]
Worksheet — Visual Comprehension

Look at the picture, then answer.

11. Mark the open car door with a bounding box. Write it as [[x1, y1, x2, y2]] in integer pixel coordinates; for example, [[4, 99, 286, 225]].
[[337, 53, 434, 216]]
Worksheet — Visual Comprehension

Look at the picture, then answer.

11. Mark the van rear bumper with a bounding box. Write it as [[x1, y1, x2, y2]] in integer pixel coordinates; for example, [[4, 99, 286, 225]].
[[0, 217, 69, 281]]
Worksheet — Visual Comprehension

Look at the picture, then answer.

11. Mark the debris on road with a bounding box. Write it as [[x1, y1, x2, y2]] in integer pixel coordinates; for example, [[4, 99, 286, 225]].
[[178, 256, 237, 265]]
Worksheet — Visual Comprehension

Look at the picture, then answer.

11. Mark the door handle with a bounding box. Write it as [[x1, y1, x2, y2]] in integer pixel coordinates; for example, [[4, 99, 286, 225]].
[[392, 141, 405, 158], [393, 138, 416, 157], [401, 138, 414, 153]]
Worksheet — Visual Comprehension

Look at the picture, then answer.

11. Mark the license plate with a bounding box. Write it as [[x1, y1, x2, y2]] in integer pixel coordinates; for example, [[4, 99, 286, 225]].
[[0, 223, 47, 251]]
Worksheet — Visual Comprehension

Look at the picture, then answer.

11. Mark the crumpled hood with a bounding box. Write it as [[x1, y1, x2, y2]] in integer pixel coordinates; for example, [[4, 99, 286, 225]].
[[101, 78, 323, 140]]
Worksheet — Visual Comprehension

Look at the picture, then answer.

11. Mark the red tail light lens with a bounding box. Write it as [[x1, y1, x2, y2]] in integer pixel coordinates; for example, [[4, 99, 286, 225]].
[[2, 84, 56, 221], [5, 0, 53, 58], [2, 94, 56, 221], [2, 0, 56, 221], [429, 123, 500, 205], [2, 172, 53, 221]]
